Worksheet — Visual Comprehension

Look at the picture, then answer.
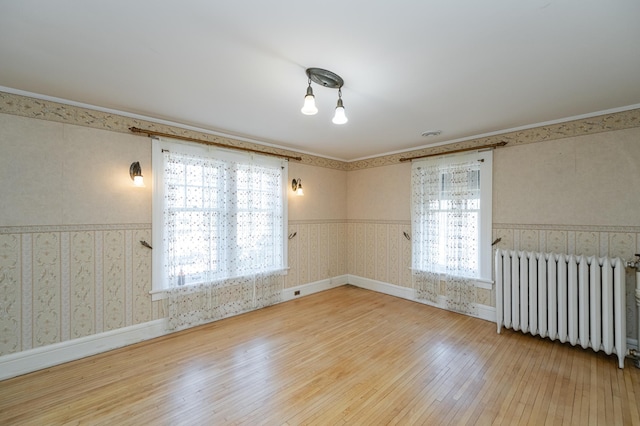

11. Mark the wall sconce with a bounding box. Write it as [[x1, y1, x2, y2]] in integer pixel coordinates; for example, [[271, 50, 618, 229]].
[[129, 161, 144, 187], [291, 178, 304, 196], [301, 68, 348, 125]]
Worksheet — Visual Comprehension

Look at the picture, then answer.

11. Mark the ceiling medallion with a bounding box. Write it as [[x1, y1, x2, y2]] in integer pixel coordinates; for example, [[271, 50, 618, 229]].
[[306, 68, 344, 89]]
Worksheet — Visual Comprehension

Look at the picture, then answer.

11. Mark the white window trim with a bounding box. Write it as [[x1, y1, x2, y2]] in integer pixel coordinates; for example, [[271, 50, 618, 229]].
[[150, 137, 288, 301], [412, 150, 493, 282]]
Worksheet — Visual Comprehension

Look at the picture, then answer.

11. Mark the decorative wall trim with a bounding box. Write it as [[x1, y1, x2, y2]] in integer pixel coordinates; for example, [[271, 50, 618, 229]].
[[2, 91, 639, 172], [289, 219, 411, 226], [492, 226, 640, 260], [493, 223, 640, 233], [0, 319, 168, 381], [288, 219, 350, 225], [346, 219, 412, 225], [347, 108, 640, 170], [0, 91, 349, 171], [282, 275, 348, 301], [0, 223, 152, 235]]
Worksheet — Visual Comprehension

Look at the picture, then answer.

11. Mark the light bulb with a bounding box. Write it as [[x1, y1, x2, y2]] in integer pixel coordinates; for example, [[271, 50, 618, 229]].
[[332, 98, 348, 125], [133, 175, 145, 187], [301, 85, 318, 115]]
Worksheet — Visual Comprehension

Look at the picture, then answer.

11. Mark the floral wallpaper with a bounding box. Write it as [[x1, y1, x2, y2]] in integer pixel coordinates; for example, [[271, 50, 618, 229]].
[[0, 221, 346, 356], [0, 225, 159, 355]]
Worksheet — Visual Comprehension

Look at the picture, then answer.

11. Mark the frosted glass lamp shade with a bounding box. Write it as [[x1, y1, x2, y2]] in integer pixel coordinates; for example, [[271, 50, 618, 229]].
[[332, 100, 348, 125], [301, 85, 318, 115]]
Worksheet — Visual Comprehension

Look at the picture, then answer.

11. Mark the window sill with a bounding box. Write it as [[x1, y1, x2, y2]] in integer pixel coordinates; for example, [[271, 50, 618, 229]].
[[409, 268, 494, 289], [471, 277, 494, 290], [150, 288, 167, 302]]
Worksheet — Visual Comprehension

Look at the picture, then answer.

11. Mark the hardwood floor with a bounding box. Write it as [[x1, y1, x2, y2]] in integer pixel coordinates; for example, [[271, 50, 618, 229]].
[[1, 285, 639, 425]]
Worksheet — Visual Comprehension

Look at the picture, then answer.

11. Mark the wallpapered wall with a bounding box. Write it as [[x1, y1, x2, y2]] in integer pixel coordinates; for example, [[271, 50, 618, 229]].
[[286, 221, 348, 289], [0, 108, 350, 357], [0, 227, 159, 355], [1, 92, 639, 359]]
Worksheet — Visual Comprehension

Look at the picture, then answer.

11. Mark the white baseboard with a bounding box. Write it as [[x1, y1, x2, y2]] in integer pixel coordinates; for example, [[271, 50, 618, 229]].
[[347, 274, 497, 323], [0, 319, 168, 381], [347, 275, 414, 300], [476, 304, 497, 322], [282, 275, 348, 301]]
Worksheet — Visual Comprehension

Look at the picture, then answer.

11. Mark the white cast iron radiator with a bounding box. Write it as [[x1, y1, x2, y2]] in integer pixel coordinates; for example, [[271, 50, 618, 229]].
[[495, 250, 626, 368]]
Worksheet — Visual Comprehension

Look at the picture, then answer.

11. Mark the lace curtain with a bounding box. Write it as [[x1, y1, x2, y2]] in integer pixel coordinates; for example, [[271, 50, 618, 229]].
[[411, 157, 479, 315], [167, 271, 284, 331], [162, 149, 285, 331]]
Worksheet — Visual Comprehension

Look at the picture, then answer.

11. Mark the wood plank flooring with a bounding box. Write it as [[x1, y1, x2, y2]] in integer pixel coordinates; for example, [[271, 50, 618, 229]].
[[1, 285, 639, 425]]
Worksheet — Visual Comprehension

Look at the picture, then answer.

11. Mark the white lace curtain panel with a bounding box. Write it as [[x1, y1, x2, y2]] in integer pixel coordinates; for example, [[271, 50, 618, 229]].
[[162, 149, 285, 331], [411, 158, 479, 316], [167, 271, 284, 332]]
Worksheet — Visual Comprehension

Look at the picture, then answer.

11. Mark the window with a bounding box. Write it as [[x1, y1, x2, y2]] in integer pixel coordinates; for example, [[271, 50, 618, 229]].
[[151, 138, 287, 298], [411, 151, 492, 314]]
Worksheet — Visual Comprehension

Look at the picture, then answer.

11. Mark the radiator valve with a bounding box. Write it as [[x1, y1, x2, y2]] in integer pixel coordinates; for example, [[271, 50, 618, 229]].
[[627, 254, 640, 269]]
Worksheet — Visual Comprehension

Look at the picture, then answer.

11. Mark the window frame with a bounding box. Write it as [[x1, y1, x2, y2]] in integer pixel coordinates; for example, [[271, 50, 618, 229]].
[[150, 138, 288, 300], [411, 150, 493, 283]]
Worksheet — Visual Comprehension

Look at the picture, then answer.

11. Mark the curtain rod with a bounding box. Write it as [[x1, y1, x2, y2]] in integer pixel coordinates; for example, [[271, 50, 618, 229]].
[[129, 127, 303, 161], [398, 141, 508, 162]]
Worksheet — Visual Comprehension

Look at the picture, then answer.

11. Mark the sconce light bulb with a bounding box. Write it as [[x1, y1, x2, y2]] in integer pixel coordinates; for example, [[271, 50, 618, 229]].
[[292, 179, 304, 196], [130, 161, 145, 187]]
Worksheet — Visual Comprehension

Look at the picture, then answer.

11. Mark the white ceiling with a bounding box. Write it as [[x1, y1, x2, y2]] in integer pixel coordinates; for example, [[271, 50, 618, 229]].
[[1, 1, 639, 161]]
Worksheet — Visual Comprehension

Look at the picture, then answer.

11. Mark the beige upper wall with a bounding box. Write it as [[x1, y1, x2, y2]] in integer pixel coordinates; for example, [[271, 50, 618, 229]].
[[494, 127, 640, 226], [2, 104, 640, 228], [0, 113, 345, 227], [288, 162, 347, 221], [346, 127, 640, 227], [0, 114, 151, 226], [347, 162, 411, 222]]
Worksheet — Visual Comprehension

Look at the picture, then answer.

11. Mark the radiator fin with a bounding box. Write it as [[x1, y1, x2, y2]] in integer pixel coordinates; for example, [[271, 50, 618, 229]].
[[495, 250, 626, 368]]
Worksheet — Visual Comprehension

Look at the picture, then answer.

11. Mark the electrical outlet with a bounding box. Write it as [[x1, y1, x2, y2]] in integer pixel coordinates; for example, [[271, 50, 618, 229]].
[[294, 290, 300, 296]]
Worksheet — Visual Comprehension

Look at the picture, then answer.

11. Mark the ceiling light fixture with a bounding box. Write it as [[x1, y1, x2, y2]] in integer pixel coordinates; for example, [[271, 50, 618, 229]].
[[301, 68, 347, 125]]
